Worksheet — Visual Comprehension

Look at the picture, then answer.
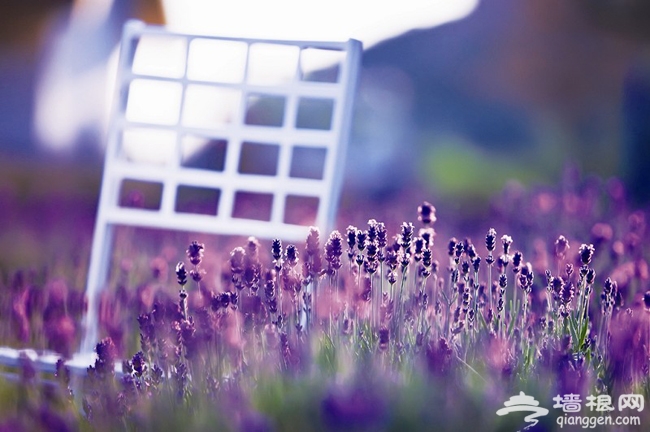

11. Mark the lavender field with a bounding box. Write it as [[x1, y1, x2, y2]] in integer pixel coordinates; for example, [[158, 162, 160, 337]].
[[0, 161, 649, 432]]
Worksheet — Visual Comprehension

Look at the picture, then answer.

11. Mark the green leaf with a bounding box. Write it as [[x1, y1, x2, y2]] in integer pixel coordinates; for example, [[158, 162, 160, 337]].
[[578, 317, 589, 349], [568, 315, 579, 351]]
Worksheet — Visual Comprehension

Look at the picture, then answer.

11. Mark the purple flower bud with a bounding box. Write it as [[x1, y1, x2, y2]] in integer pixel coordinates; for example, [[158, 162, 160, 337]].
[[230, 247, 245, 274], [352, 230, 366, 252], [486, 228, 497, 252], [387, 270, 397, 285], [545, 269, 552, 285], [400, 222, 414, 251], [586, 268, 596, 285], [579, 243, 595, 266], [465, 243, 477, 260], [385, 249, 398, 271], [512, 251, 523, 270], [423, 250, 433, 268], [346, 226, 357, 251], [190, 268, 205, 282], [461, 261, 470, 276], [555, 235, 570, 257], [131, 351, 147, 377], [285, 244, 299, 267], [447, 237, 457, 257], [375, 222, 387, 249], [306, 227, 321, 256], [175, 262, 187, 286], [272, 239, 282, 261], [378, 327, 389, 351], [367, 219, 379, 243], [501, 235, 513, 255], [472, 256, 481, 273], [418, 201, 436, 225], [561, 281, 575, 305], [497, 254, 510, 272], [325, 230, 343, 274], [413, 237, 425, 261], [219, 292, 231, 308], [565, 263, 574, 278], [454, 242, 464, 259], [551, 276, 563, 295], [186, 241, 204, 266]]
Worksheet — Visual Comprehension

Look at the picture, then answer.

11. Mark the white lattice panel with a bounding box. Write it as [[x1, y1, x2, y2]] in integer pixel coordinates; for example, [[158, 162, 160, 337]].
[[79, 20, 362, 352]]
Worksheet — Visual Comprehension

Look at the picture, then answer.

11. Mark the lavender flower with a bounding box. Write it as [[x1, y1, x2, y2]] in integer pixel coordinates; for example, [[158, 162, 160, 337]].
[[447, 237, 457, 257], [551, 276, 564, 302], [400, 222, 414, 251], [364, 244, 379, 274], [325, 230, 343, 274], [586, 268, 596, 285], [454, 242, 464, 260], [367, 219, 379, 243], [512, 251, 523, 272], [565, 263, 574, 278], [190, 268, 205, 283], [472, 256, 481, 273], [356, 229, 367, 252], [131, 351, 147, 378], [175, 262, 188, 286], [89, 337, 117, 378], [264, 269, 276, 299], [501, 235, 513, 255], [417, 201, 436, 225], [465, 243, 477, 260], [244, 238, 262, 292], [285, 244, 299, 268], [497, 254, 510, 273], [272, 238, 283, 263], [561, 280, 575, 308], [419, 227, 435, 249], [423, 249, 433, 269], [578, 243, 595, 266], [346, 225, 357, 258], [555, 235, 570, 258], [305, 227, 323, 278], [413, 237, 425, 262], [486, 228, 497, 253], [378, 327, 389, 351], [375, 221, 387, 249], [186, 241, 204, 266], [230, 247, 245, 275]]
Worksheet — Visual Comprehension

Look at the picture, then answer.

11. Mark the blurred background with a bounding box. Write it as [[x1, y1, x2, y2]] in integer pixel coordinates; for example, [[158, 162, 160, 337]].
[[2, 0, 650, 269]]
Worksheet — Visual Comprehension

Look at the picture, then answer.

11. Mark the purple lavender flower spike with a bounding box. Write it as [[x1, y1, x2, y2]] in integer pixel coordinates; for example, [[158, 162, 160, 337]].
[[578, 243, 595, 266], [186, 241, 204, 266], [175, 262, 188, 286], [325, 230, 343, 274], [486, 228, 497, 253], [418, 201, 436, 225]]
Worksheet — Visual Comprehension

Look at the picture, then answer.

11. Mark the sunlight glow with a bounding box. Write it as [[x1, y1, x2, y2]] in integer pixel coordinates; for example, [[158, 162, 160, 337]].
[[162, 0, 479, 49], [33, 0, 478, 153]]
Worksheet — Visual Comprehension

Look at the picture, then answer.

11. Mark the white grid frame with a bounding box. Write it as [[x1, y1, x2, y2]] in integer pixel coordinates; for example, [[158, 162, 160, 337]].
[[79, 21, 362, 352]]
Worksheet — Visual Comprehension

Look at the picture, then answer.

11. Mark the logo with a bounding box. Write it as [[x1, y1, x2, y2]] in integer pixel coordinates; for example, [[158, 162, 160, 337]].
[[497, 392, 644, 430], [496, 392, 549, 430]]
